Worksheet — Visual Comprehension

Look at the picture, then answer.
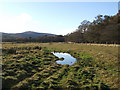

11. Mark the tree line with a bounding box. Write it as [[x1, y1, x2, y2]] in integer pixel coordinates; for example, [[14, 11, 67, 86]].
[[2, 35, 65, 43], [3, 14, 119, 44], [65, 14, 119, 44]]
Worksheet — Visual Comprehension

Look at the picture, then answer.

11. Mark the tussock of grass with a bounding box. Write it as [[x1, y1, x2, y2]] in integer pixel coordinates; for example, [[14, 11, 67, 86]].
[[2, 43, 119, 89]]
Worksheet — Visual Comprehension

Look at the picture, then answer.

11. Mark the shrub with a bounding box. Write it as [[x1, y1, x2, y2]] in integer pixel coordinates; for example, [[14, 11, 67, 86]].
[[4, 48, 16, 54]]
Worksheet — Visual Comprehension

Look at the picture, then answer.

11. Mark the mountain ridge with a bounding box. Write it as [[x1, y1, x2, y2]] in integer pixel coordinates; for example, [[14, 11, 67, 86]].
[[2, 31, 56, 38]]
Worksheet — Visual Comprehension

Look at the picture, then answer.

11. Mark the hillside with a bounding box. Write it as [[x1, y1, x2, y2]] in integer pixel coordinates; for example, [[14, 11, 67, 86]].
[[65, 14, 119, 44], [2, 31, 55, 39]]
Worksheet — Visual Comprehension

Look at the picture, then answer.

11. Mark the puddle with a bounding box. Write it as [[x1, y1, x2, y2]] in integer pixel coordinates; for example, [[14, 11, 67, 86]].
[[52, 52, 76, 65]]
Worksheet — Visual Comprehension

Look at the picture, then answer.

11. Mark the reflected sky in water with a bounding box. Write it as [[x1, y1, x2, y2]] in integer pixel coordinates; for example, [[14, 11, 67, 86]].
[[52, 52, 76, 65]]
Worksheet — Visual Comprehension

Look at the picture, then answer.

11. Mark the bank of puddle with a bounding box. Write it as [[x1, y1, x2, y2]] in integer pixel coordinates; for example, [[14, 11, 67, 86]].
[[52, 52, 76, 65]]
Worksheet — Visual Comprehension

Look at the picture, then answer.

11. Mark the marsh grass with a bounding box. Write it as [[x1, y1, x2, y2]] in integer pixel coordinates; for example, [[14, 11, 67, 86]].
[[2, 43, 119, 89]]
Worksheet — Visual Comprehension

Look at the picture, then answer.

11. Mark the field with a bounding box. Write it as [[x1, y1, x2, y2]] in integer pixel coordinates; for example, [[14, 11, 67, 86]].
[[2, 42, 119, 89]]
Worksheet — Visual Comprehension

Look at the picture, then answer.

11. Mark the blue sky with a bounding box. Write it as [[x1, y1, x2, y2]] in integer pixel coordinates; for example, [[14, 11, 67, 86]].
[[0, 2, 118, 35]]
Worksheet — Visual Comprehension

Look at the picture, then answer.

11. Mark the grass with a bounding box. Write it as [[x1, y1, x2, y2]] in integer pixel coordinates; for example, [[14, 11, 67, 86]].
[[2, 42, 119, 89]]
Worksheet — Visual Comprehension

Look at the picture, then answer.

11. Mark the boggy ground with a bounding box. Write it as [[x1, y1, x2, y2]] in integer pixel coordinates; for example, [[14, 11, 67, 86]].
[[2, 42, 119, 89]]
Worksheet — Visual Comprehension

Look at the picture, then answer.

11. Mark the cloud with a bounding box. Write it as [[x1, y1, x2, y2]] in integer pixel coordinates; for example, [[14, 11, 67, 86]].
[[0, 13, 59, 34], [0, 13, 34, 33], [0, 13, 52, 33], [0, 13, 76, 35]]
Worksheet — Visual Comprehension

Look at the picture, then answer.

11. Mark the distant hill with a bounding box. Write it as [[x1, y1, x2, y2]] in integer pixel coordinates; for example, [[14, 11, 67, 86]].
[[1, 31, 56, 39]]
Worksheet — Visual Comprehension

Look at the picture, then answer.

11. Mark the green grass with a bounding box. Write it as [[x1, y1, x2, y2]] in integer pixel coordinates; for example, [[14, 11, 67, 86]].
[[2, 42, 119, 89]]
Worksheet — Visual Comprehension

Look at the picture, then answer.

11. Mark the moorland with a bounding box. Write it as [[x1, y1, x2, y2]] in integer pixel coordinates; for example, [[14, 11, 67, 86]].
[[2, 42, 119, 89]]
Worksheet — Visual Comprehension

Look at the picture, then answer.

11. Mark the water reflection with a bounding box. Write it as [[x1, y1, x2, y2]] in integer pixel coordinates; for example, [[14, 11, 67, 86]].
[[52, 52, 76, 65]]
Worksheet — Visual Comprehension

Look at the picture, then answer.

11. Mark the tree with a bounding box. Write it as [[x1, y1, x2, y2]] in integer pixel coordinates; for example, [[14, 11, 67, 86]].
[[65, 14, 119, 44]]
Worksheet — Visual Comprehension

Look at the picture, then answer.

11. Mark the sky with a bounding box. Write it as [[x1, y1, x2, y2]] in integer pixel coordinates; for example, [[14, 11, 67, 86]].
[[0, 2, 118, 35]]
